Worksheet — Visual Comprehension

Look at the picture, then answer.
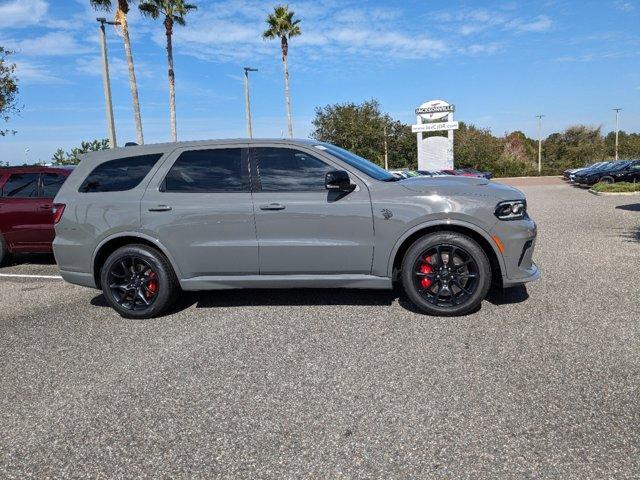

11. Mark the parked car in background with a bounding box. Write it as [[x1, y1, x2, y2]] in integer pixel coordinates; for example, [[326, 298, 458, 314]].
[[53, 139, 538, 319], [564, 162, 609, 182], [458, 168, 493, 179], [570, 161, 614, 183], [440, 169, 493, 179], [574, 161, 638, 186], [0, 166, 73, 265]]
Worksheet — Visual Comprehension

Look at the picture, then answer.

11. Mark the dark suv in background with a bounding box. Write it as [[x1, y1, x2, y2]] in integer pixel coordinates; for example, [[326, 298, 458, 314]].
[[0, 166, 72, 265], [574, 160, 640, 186]]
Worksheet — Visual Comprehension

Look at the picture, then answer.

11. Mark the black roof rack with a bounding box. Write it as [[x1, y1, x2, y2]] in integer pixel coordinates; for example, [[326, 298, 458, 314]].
[[125, 142, 138, 147]]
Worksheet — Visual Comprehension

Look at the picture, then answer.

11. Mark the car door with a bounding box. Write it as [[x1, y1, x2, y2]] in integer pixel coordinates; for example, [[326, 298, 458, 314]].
[[250, 145, 374, 275], [36, 172, 68, 247], [617, 162, 640, 182], [0, 172, 50, 250], [141, 145, 258, 278]]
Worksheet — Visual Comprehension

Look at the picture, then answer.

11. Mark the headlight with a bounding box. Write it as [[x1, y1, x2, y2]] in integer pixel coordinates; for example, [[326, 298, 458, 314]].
[[495, 200, 527, 220]]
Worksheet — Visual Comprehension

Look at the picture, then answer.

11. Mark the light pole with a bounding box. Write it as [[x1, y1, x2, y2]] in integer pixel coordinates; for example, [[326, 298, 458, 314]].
[[244, 67, 258, 139], [97, 17, 118, 149], [613, 108, 622, 161], [536, 115, 545, 174]]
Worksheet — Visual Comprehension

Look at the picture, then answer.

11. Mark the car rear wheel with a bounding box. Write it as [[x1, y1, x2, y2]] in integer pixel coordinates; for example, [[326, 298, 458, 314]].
[[401, 232, 491, 316], [100, 244, 179, 319]]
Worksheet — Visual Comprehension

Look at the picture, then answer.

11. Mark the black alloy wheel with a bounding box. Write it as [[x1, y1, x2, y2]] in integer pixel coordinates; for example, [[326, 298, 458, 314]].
[[402, 232, 491, 316], [412, 244, 480, 307], [100, 244, 179, 319], [107, 255, 160, 312]]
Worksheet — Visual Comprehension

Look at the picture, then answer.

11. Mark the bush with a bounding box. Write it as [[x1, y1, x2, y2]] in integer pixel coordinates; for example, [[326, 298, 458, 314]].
[[591, 182, 640, 193]]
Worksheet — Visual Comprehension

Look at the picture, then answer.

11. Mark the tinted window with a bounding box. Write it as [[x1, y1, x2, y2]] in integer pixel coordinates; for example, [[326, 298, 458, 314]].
[[41, 173, 66, 198], [164, 149, 244, 192], [1, 173, 39, 198], [256, 148, 333, 191], [314, 144, 396, 182], [79, 154, 162, 193]]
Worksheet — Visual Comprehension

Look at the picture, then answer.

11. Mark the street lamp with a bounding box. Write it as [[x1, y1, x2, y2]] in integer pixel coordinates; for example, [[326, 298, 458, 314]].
[[613, 108, 622, 161], [97, 17, 119, 148], [244, 67, 258, 139], [536, 114, 545, 174]]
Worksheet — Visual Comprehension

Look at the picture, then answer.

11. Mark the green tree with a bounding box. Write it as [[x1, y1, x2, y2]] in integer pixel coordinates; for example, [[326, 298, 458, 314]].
[[52, 139, 110, 165], [263, 5, 301, 139], [139, 0, 197, 142], [311, 99, 416, 169], [90, 0, 145, 144], [543, 125, 606, 172], [0, 47, 19, 136], [604, 131, 640, 160]]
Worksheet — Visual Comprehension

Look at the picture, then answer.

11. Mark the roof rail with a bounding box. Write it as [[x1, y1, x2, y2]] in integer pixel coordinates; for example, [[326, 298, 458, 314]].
[[125, 142, 138, 147]]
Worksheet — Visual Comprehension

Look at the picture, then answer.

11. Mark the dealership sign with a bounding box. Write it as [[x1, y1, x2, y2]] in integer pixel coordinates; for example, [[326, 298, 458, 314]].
[[415, 100, 456, 121], [412, 121, 459, 133], [414, 99, 457, 170]]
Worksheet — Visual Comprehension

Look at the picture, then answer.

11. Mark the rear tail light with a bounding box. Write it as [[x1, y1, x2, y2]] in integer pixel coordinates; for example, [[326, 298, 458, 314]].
[[52, 203, 66, 224]]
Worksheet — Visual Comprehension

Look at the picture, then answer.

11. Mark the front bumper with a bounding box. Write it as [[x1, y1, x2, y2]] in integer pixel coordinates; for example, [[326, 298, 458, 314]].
[[490, 217, 540, 287]]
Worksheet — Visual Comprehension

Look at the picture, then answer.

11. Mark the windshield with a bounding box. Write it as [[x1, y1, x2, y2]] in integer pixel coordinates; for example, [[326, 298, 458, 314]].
[[314, 144, 396, 181]]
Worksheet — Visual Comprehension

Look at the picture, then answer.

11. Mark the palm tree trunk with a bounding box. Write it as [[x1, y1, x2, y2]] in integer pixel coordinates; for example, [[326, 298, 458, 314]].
[[281, 38, 293, 138], [120, 15, 144, 145], [166, 23, 177, 142]]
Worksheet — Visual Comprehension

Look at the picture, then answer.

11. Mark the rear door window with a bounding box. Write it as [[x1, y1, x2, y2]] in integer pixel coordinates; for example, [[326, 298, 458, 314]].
[[164, 148, 245, 192], [79, 154, 162, 193], [41, 173, 66, 198], [1, 173, 40, 198]]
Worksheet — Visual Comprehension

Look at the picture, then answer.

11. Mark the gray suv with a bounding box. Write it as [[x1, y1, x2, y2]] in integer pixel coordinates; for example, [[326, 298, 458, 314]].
[[53, 139, 539, 318]]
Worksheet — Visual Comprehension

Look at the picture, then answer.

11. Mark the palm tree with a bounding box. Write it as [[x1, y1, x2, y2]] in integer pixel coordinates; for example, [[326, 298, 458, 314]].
[[90, 0, 145, 145], [139, 0, 197, 142], [263, 5, 301, 139]]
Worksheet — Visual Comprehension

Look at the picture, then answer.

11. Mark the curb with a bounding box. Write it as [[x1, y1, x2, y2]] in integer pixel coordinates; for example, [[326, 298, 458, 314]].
[[588, 189, 640, 196]]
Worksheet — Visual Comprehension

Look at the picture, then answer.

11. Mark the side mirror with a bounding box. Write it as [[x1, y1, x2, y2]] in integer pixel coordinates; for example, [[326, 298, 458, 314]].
[[325, 170, 355, 192]]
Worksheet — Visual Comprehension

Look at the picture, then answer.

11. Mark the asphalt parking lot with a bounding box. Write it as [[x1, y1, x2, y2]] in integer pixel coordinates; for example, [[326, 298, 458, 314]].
[[1, 178, 639, 479]]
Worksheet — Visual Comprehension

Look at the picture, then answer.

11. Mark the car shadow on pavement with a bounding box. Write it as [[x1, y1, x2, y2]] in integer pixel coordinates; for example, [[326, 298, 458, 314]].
[[91, 284, 529, 318], [2, 253, 56, 266], [616, 203, 640, 212]]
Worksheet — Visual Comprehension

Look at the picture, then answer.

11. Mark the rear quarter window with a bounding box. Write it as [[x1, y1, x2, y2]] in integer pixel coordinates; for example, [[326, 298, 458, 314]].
[[79, 154, 163, 193]]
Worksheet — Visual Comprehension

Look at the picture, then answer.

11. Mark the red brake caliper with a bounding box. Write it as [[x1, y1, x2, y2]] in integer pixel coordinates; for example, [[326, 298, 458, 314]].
[[420, 256, 434, 289], [146, 271, 158, 298]]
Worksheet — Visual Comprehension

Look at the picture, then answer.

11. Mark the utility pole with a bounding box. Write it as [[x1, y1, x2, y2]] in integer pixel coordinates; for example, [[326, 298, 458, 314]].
[[536, 115, 545, 174], [613, 108, 622, 161], [244, 67, 258, 138], [97, 18, 118, 148], [383, 124, 389, 170]]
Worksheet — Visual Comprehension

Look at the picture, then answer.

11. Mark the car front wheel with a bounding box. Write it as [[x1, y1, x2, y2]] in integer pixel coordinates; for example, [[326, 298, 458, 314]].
[[401, 232, 492, 316], [100, 244, 179, 319]]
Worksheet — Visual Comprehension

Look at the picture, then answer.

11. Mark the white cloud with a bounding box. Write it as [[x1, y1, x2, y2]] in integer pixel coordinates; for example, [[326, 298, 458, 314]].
[[164, 1, 449, 64], [614, 1, 635, 12], [0, 0, 48, 28], [507, 15, 553, 33], [2, 32, 91, 56], [14, 61, 64, 84]]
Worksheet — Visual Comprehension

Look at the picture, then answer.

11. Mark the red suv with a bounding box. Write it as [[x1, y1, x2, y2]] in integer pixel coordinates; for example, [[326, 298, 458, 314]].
[[0, 166, 72, 265]]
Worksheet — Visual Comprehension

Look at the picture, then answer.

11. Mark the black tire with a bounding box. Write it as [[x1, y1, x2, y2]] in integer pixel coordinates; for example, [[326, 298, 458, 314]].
[[401, 232, 491, 316], [0, 234, 10, 267], [100, 244, 179, 319], [600, 176, 615, 184]]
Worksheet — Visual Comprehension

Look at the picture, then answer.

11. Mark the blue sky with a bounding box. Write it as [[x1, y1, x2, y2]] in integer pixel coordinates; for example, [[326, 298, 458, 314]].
[[1, 0, 639, 164]]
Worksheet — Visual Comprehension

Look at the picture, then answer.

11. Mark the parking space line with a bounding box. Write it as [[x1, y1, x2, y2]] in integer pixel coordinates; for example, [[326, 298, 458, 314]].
[[0, 273, 63, 280]]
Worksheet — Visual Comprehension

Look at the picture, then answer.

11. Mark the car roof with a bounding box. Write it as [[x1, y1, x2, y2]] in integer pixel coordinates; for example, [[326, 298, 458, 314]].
[[0, 165, 74, 174]]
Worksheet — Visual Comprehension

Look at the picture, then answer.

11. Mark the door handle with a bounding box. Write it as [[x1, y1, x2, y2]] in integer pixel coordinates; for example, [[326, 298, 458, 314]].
[[259, 203, 286, 211], [148, 205, 172, 212], [39, 204, 52, 210]]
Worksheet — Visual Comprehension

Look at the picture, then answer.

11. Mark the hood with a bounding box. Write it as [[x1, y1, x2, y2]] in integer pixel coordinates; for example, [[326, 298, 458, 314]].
[[399, 176, 525, 201]]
